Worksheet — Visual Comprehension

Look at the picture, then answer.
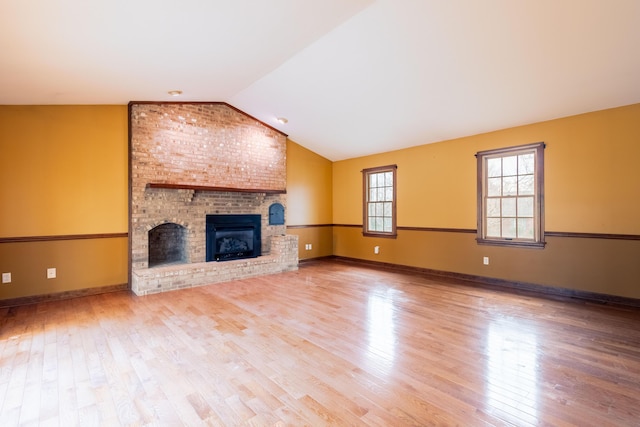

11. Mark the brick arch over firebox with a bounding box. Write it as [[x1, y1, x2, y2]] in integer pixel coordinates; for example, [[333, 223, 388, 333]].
[[146, 218, 190, 232]]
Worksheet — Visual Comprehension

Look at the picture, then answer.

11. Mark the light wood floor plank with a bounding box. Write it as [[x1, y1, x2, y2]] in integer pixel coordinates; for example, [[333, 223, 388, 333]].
[[2, 258, 640, 426]]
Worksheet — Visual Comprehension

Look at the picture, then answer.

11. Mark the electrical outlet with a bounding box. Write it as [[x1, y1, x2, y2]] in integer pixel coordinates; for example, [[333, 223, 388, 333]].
[[483, 257, 489, 265], [2, 272, 10, 284], [47, 268, 57, 279], [374, 246, 380, 254]]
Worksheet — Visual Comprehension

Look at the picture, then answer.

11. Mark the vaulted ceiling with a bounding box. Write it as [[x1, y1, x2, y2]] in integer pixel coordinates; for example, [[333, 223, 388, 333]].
[[2, 0, 639, 160]]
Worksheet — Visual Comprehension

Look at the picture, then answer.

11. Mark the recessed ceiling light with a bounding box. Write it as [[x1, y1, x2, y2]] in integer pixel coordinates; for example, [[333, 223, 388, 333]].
[[168, 90, 182, 96], [276, 117, 288, 124]]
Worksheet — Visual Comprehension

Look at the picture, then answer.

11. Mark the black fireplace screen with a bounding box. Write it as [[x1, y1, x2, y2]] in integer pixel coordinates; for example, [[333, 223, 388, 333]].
[[206, 214, 261, 261]]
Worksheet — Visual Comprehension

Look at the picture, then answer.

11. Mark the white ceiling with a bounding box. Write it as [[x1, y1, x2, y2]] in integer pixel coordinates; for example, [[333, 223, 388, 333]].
[[2, 0, 639, 161]]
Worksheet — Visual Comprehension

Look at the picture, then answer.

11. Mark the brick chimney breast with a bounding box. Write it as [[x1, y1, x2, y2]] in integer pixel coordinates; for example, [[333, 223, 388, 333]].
[[129, 102, 297, 295]]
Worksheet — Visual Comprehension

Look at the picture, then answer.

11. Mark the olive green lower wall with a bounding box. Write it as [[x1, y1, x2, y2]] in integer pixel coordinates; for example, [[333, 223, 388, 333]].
[[286, 226, 333, 261], [333, 226, 640, 299], [0, 237, 128, 300]]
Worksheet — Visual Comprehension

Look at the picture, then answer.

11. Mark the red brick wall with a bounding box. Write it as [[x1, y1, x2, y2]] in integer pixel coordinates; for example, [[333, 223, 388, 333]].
[[130, 103, 286, 191]]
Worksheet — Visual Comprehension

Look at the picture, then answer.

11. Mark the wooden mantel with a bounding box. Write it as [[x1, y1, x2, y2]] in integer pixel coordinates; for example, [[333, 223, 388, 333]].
[[146, 183, 287, 194]]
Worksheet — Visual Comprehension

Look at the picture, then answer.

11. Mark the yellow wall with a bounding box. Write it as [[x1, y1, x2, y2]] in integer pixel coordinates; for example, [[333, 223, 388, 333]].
[[0, 105, 129, 301], [332, 104, 640, 299], [334, 104, 640, 233], [286, 140, 333, 260], [1, 105, 128, 236], [2, 104, 639, 301]]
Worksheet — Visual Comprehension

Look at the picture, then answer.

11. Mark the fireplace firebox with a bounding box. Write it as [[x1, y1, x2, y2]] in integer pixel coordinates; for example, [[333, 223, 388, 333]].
[[206, 214, 261, 261], [148, 222, 188, 267]]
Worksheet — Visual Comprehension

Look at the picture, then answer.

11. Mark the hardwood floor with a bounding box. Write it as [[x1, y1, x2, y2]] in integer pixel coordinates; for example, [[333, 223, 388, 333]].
[[1, 258, 640, 426]]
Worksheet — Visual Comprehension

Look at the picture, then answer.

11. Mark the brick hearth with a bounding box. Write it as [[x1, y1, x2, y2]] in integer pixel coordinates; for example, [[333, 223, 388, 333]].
[[132, 234, 298, 295]]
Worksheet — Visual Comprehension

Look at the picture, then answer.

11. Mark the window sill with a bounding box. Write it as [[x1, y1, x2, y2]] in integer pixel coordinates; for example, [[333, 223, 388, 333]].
[[476, 238, 546, 249], [363, 232, 397, 239]]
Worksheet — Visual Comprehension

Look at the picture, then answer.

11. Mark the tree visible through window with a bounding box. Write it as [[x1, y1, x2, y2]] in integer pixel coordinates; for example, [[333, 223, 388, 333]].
[[363, 165, 397, 238], [476, 143, 545, 248]]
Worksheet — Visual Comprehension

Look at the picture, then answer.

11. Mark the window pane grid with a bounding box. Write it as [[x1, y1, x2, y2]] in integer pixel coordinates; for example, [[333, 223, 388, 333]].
[[483, 149, 538, 241], [365, 169, 395, 234]]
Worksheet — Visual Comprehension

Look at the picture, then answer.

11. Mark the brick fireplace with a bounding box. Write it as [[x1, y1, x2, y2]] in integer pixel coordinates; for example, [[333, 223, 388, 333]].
[[129, 102, 298, 296]]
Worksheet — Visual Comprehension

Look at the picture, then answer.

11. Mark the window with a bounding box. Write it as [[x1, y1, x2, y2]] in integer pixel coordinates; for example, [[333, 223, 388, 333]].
[[363, 165, 397, 238], [476, 143, 545, 248]]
